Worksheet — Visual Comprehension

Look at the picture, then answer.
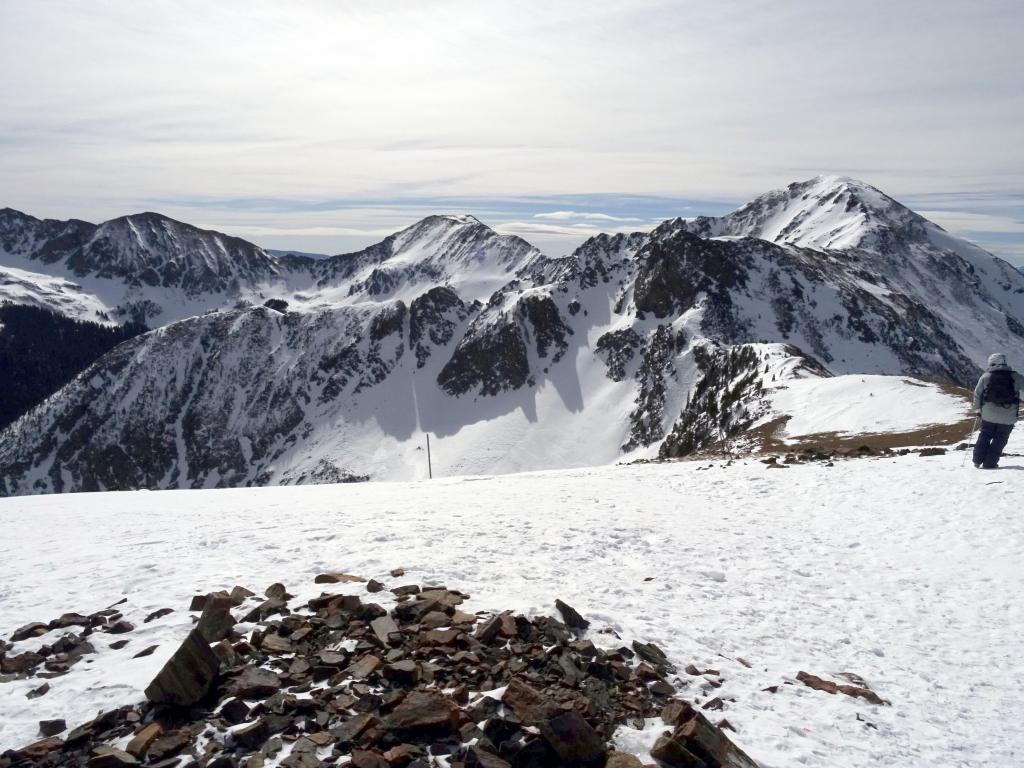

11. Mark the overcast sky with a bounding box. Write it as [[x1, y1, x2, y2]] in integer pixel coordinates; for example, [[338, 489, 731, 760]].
[[1, 0, 1022, 260]]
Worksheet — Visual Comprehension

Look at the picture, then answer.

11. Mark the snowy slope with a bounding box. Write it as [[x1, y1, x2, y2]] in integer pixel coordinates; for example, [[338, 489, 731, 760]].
[[2, 437, 1022, 766], [763, 375, 971, 441]]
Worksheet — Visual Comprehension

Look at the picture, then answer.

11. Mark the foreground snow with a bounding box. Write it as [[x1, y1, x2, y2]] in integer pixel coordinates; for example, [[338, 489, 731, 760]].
[[1, 436, 1022, 766]]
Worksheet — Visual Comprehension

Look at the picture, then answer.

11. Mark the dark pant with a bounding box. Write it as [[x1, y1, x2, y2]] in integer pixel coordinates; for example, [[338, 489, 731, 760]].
[[973, 420, 1014, 468]]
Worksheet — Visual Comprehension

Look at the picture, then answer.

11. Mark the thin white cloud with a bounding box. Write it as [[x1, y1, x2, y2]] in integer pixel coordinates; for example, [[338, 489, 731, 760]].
[[916, 210, 1024, 234], [533, 211, 644, 222]]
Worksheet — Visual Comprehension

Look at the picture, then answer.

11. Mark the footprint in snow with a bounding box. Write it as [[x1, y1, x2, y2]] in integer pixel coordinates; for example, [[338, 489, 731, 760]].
[[700, 570, 727, 582]]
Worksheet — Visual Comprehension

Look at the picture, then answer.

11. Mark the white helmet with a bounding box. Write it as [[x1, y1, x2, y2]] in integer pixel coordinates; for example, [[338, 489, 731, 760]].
[[988, 352, 1008, 368]]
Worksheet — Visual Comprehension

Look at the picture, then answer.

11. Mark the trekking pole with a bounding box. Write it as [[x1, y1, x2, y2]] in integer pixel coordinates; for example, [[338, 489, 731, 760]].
[[960, 415, 980, 467]]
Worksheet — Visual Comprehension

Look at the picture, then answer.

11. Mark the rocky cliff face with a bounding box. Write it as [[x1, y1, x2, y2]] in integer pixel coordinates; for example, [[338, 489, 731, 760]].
[[2, 176, 1023, 493]]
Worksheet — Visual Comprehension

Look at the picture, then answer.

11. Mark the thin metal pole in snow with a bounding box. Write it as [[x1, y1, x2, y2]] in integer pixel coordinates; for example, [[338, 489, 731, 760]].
[[426, 433, 433, 479], [960, 415, 979, 467]]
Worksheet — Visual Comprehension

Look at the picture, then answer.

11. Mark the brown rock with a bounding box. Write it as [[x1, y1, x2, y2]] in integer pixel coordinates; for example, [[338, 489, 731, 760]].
[[233, 718, 270, 750], [11, 622, 49, 642], [144, 608, 174, 623], [261, 633, 293, 654], [650, 734, 704, 768], [88, 746, 139, 766], [49, 612, 91, 629], [105, 620, 136, 635], [383, 690, 458, 736], [351, 750, 389, 768], [367, 579, 386, 593], [197, 593, 236, 643], [316, 572, 367, 584], [389, 568, 405, 577], [383, 660, 421, 685], [662, 699, 695, 726], [474, 613, 505, 643], [346, 654, 382, 680], [38, 718, 66, 737], [605, 753, 644, 768], [1, 650, 43, 674], [332, 712, 378, 745], [502, 678, 555, 726], [126, 723, 164, 758], [144, 628, 219, 706], [132, 645, 158, 659], [371, 614, 401, 645], [465, 746, 512, 768], [26, 682, 50, 699], [189, 594, 208, 611], [674, 711, 759, 768], [148, 729, 191, 761], [227, 666, 281, 699], [554, 599, 590, 630], [264, 583, 291, 600], [423, 627, 460, 646], [539, 711, 605, 764], [230, 585, 255, 605]]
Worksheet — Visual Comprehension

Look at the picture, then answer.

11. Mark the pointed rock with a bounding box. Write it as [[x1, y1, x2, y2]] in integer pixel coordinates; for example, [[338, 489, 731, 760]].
[[144, 628, 219, 706]]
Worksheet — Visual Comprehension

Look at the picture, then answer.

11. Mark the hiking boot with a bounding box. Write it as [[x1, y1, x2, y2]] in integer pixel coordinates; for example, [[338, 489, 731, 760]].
[[974, 463, 981, 468]]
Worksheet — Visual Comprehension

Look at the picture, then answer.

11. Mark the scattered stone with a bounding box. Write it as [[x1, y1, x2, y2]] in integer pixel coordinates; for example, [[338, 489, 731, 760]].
[[189, 594, 209, 611], [11, 622, 49, 642], [49, 612, 91, 629], [366, 579, 386, 593], [26, 682, 50, 699], [144, 628, 219, 705], [796, 671, 889, 706], [39, 718, 66, 737], [539, 711, 605, 764], [105, 620, 135, 635], [370, 614, 401, 645], [554, 599, 590, 630], [315, 572, 367, 584], [88, 745, 139, 766], [227, 666, 281, 699], [264, 583, 291, 600], [132, 645, 158, 659], [126, 723, 163, 758], [261, 633, 293, 654], [503, 678, 555, 725], [109, 639, 130, 650], [9, 583, 755, 768], [229, 585, 255, 605], [389, 568, 405, 577], [144, 608, 174, 623], [196, 593, 236, 642], [7, 736, 64, 761], [147, 729, 191, 761], [605, 752, 645, 768], [919, 447, 947, 457], [383, 690, 458, 736]]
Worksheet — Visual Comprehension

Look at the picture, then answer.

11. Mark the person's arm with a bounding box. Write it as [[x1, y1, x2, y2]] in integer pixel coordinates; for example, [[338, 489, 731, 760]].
[[973, 374, 987, 413]]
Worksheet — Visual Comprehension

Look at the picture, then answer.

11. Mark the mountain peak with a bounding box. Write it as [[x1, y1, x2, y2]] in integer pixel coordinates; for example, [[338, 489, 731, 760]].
[[681, 175, 925, 252]]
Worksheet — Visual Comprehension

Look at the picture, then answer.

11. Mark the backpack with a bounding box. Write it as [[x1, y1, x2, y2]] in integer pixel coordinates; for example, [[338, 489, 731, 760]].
[[984, 369, 1020, 407]]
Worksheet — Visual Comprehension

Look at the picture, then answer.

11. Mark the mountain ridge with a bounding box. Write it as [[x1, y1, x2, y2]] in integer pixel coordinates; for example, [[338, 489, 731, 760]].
[[2, 176, 1023, 495]]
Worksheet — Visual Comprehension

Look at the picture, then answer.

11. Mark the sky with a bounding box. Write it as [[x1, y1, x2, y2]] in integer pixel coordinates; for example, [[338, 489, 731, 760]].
[[1, 0, 1022, 261]]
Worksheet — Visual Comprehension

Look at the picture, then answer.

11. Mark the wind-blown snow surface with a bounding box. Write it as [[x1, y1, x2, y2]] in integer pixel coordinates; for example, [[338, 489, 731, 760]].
[[2, 440, 1022, 766], [765, 375, 971, 439]]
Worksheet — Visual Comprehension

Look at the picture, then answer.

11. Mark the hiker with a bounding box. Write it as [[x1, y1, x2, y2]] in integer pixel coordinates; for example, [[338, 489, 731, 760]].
[[972, 353, 1023, 468]]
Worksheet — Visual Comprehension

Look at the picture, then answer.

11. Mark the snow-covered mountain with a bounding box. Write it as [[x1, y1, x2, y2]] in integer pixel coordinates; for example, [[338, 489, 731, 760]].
[[2, 177, 1022, 495]]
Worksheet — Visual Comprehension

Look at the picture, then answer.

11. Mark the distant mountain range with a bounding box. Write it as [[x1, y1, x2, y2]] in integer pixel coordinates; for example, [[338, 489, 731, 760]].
[[1, 176, 1022, 495]]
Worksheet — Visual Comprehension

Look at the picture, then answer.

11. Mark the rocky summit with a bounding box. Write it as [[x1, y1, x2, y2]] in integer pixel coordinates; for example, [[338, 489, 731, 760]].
[[1, 582, 757, 768], [1, 176, 1021, 494]]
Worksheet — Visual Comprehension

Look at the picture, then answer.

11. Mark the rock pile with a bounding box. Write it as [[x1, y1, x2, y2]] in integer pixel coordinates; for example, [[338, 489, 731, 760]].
[[2, 582, 757, 768]]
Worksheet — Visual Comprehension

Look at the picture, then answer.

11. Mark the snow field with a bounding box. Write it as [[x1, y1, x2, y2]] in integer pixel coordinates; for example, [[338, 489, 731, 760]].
[[1, 434, 1022, 767], [764, 375, 972, 439]]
